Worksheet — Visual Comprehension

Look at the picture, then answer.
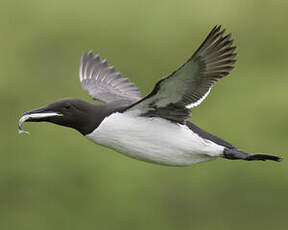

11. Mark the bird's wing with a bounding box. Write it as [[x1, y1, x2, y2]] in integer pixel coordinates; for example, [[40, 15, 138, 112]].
[[80, 51, 141, 104], [125, 26, 236, 123]]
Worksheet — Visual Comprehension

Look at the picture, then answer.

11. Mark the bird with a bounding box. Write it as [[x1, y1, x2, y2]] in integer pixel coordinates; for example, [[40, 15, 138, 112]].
[[18, 26, 282, 166]]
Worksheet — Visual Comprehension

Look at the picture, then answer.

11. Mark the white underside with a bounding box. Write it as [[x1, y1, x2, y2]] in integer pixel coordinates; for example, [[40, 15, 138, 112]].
[[86, 112, 225, 166]]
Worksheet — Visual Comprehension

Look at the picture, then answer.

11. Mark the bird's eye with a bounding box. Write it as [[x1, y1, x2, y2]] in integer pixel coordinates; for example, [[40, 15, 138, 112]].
[[64, 104, 71, 110]]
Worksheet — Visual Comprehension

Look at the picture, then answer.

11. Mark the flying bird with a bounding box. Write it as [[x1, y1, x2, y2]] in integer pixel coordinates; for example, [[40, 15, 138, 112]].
[[19, 26, 282, 166]]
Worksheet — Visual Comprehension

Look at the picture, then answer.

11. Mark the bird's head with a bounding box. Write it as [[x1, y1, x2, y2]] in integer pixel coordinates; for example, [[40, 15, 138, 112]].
[[19, 98, 101, 135]]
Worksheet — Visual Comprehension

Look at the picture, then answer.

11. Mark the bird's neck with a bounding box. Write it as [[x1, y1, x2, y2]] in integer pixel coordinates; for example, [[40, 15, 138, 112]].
[[77, 103, 127, 135]]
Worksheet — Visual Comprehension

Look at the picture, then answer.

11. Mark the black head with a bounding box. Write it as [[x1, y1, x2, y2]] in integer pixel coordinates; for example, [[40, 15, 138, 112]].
[[19, 98, 107, 135]]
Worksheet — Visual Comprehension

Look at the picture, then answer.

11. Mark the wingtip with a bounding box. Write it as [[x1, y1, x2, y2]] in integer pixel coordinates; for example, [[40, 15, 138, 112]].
[[213, 25, 221, 30], [276, 156, 283, 162], [81, 51, 102, 64], [213, 25, 222, 35], [82, 50, 101, 59], [87, 50, 94, 55]]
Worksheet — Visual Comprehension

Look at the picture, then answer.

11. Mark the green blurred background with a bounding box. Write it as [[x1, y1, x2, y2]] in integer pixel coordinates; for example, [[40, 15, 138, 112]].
[[2, 0, 288, 229]]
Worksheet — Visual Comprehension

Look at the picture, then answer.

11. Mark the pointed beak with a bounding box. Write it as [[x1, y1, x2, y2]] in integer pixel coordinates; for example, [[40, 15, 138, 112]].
[[18, 106, 63, 134]]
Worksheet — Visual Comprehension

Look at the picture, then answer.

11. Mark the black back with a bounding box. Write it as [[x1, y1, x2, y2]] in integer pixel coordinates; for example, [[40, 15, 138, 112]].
[[186, 121, 234, 149]]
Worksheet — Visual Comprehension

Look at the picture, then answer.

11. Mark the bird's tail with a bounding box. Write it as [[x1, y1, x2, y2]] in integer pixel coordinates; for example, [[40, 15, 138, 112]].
[[223, 148, 282, 162]]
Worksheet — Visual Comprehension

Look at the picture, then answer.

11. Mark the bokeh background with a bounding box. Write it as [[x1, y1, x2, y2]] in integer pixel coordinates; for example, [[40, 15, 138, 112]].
[[2, 0, 288, 229]]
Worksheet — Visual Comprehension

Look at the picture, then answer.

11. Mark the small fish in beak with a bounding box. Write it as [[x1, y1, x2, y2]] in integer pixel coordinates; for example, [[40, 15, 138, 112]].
[[18, 112, 62, 134]]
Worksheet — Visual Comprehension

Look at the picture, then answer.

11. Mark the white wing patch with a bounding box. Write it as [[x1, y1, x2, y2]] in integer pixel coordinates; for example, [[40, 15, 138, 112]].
[[186, 87, 212, 108]]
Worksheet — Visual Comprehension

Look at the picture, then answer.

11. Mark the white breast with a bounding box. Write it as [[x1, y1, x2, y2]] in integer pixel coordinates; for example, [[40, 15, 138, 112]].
[[86, 112, 225, 166]]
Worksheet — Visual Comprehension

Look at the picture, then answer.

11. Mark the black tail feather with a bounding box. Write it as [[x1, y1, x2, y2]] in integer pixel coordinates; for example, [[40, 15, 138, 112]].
[[245, 154, 282, 162], [223, 148, 282, 162]]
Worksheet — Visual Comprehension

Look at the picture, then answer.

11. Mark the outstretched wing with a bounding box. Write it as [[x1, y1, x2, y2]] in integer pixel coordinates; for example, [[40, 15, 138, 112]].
[[80, 51, 141, 104], [126, 26, 236, 123]]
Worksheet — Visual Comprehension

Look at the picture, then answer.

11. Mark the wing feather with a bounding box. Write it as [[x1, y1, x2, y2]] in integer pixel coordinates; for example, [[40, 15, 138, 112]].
[[80, 51, 141, 104], [126, 26, 236, 122]]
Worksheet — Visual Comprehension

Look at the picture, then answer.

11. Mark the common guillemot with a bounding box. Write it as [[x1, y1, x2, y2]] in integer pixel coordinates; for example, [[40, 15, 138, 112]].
[[19, 26, 282, 166]]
